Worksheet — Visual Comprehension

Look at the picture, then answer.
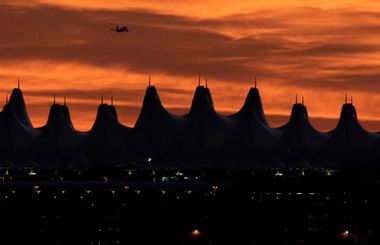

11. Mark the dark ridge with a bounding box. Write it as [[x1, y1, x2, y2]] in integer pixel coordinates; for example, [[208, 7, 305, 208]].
[[0, 103, 40, 163], [189, 86, 214, 115], [60, 105, 75, 129], [289, 103, 309, 124], [280, 103, 329, 165], [33, 103, 85, 167], [205, 87, 214, 109], [1, 85, 380, 170], [180, 86, 237, 161], [131, 86, 184, 160], [337, 103, 358, 126], [8, 88, 33, 127], [220, 88, 281, 164], [84, 103, 131, 165], [109, 105, 118, 120], [231, 87, 268, 126], [327, 103, 379, 167]]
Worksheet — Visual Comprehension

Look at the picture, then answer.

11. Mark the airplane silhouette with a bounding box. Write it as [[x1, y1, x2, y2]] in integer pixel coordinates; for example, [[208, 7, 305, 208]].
[[108, 24, 129, 33]]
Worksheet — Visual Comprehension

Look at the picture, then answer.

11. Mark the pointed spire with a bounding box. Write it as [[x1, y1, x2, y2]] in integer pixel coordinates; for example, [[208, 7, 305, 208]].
[[205, 77, 208, 88], [101, 95, 104, 104], [17, 77, 20, 89], [302, 96, 304, 105], [111, 96, 114, 106], [64, 96, 66, 106], [148, 75, 151, 87], [53, 94, 56, 104], [296, 94, 298, 104], [345, 93, 347, 104], [254, 78, 257, 88], [198, 75, 201, 87]]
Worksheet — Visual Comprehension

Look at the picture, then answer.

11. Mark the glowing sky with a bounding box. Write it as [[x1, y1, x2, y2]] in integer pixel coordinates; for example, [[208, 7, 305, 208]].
[[1, 0, 380, 131]]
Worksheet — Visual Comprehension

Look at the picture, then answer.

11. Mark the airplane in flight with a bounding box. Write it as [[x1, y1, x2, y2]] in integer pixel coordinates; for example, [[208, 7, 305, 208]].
[[108, 24, 129, 33]]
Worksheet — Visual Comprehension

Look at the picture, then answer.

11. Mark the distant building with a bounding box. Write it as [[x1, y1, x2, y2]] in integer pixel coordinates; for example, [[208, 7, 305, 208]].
[[0, 82, 378, 170]]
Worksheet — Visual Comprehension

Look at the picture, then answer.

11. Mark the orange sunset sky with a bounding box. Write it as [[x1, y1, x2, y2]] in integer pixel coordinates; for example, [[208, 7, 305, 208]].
[[1, 0, 380, 131]]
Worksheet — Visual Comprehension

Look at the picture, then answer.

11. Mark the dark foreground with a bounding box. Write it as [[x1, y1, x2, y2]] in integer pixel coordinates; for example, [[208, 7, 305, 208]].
[[0, 169, 379, 245]]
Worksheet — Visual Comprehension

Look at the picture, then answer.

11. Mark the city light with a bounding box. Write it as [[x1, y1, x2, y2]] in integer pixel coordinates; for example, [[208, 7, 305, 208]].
[[274, 170, 283, 177], [340, 230, 351, 240], [29, 169, 37, 176], [191, 229, 201, 238], [176, 171, 184, 176]]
